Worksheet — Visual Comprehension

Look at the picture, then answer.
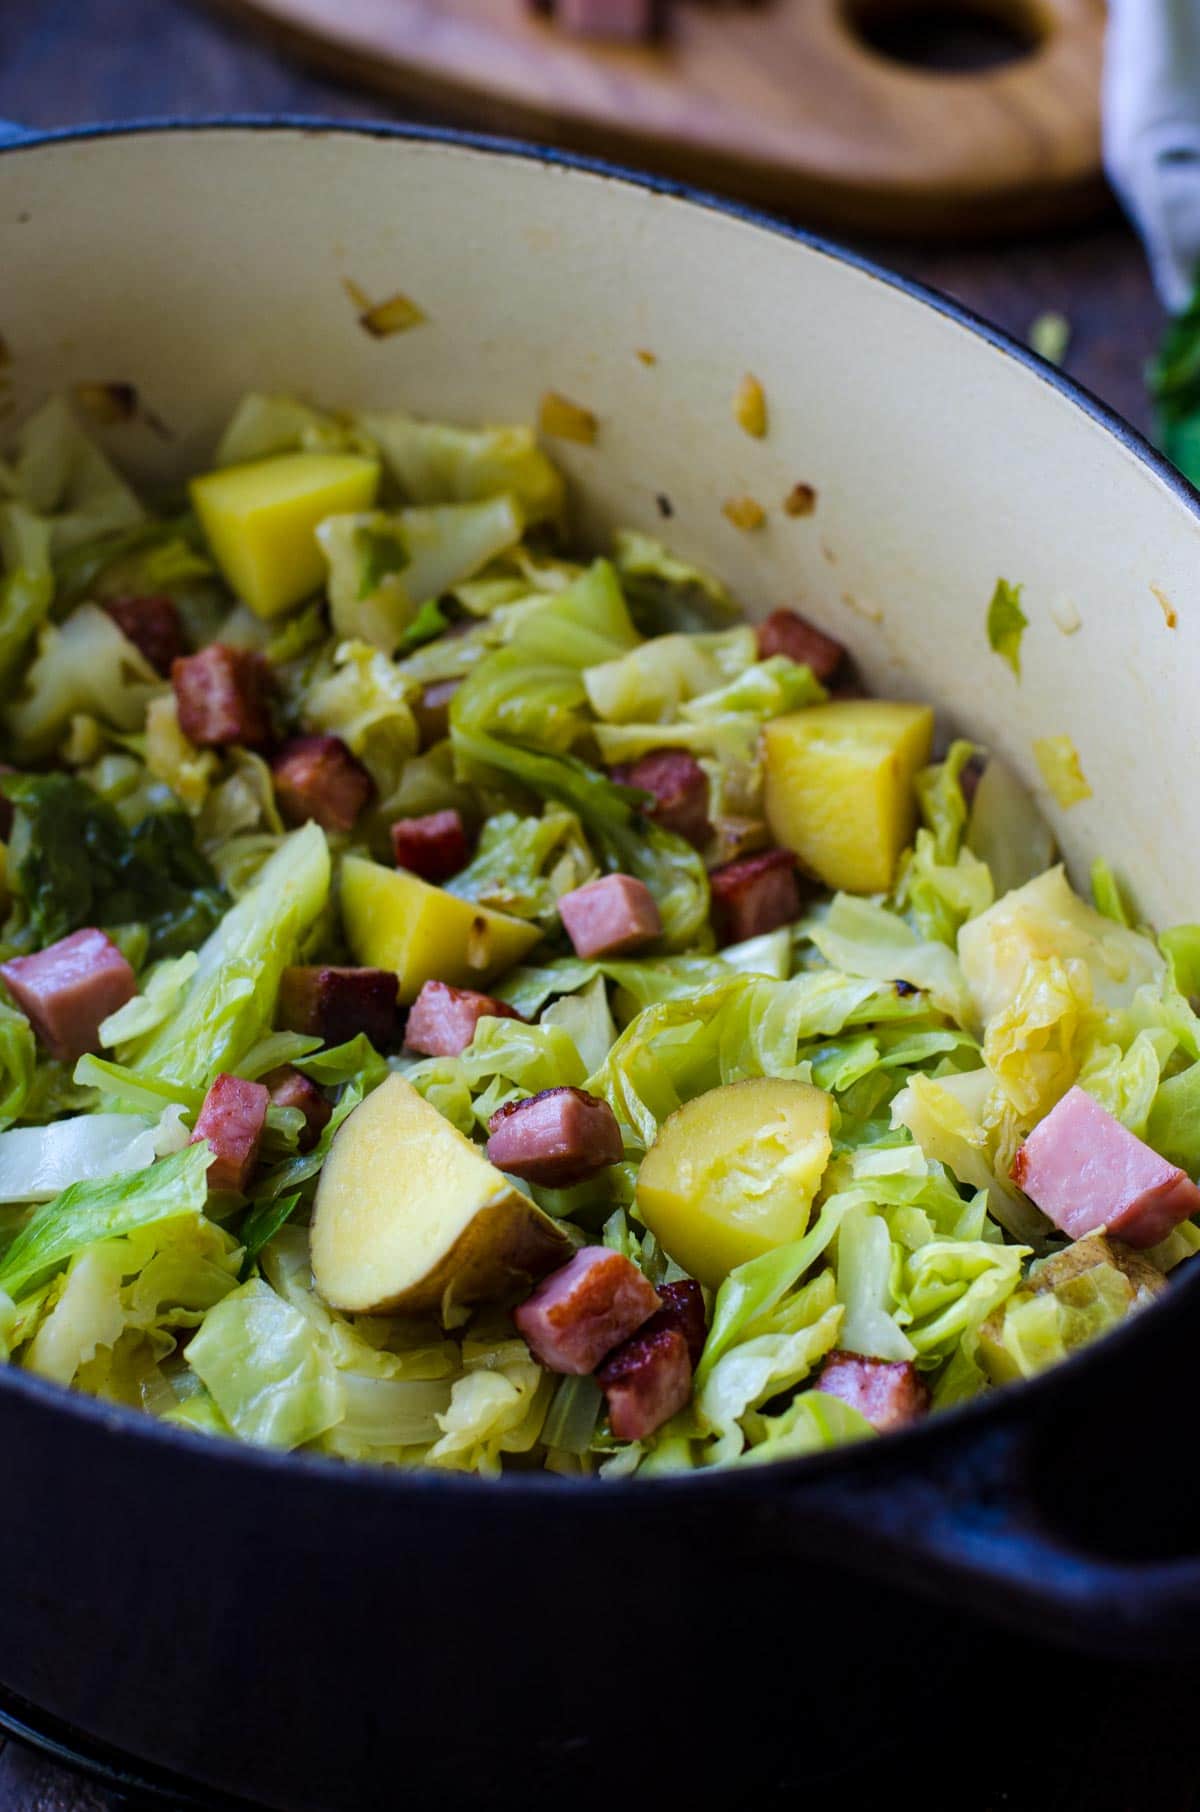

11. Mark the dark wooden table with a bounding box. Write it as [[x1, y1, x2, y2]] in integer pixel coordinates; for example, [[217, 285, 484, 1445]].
[[0, 3, 1185, 1808]]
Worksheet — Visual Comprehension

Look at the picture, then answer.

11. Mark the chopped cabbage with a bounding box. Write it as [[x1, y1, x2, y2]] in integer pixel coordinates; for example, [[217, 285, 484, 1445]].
[[122, 824, 330, 1092], [0, 1142, 213, 1302], [447, 805, 595, 929], [358, 411, 565, 525], [317, 497, 524, 651]]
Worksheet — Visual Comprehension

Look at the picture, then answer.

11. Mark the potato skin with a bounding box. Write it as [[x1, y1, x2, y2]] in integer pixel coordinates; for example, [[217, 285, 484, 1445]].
[[310, 1074, 569, 1318], [357, 1196, 572, 1319]]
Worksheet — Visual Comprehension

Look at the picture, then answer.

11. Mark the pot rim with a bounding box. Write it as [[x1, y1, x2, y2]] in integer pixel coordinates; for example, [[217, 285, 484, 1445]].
[[1, 113, 1196, 1503]]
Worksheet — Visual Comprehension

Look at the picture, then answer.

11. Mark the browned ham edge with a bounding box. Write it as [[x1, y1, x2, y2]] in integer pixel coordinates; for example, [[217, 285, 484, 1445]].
[[171, 644, 273, 748], [271, 735, 373, 834], [486, 1086, 623, 1186], [390, 809, 471, 882], [277, 966, 398, 1050], [709, 847, 801, 943], [264, 1065, 332, 1154], [514, 1246, 661, 1374], [610, 748, 711, 848], [1009, 1085, 1200, 1248], [104, 594, 187, 676], [597, 1325, 693, 1441], [190, 1073, 270, 1193], [755, 608, 847, 682]]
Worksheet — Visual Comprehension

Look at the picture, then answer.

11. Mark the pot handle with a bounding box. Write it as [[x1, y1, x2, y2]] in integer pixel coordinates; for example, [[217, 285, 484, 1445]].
[[780, 1270, 1200, 1659]]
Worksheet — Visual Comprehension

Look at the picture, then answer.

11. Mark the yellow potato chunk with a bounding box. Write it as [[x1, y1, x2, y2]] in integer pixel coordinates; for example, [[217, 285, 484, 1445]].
[[191, 452, 380, 618], [636, 1078, 833, 1288], [763, 699, 935, 894], [340, 855, 541, 1005], [312, 1074, 569, 1316]]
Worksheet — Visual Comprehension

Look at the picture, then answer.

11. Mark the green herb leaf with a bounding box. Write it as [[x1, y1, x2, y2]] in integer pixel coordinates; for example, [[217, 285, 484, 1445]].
[[986, 578, 1028, 678], [238, 1191, 302, 1281], [1, 773, 226, 959]]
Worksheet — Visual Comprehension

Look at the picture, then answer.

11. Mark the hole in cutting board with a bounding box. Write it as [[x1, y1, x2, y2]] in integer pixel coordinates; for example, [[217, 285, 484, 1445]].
[[842, 0, 1045, 72]]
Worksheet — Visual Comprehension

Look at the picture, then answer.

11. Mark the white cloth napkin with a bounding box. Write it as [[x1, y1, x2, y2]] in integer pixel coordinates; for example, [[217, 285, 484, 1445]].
[[1105, 0, 1200, 312]]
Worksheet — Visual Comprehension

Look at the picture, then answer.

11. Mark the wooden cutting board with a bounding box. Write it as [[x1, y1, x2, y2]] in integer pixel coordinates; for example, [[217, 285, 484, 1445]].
[[205, 0, 1106, 237]]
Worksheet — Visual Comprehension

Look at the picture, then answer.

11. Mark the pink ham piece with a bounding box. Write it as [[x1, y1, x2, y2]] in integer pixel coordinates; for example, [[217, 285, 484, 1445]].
[[487, 1086, 623, 1186], [709, 847, 801, 944], [391, 810, 471, 883], [172, 644, 273, 749], [0, 928, 136, 1063], [756, 608, 847, 682], [558, 873, 661, 959], [816, 1352, 930, 1432], [1010, 1085, 1200, 1249], [277, 965, 398, 1050], [264, 1065, 332, 1154], [404, 979, 522, 1057], [610, 749, 711, 848], [103, 594, 187, 676], [190, 1073, 269, 1193], [514, 1246, 661, 1375], [271, 735, 372, 834], [597, 1325, 693, 1441], [550, 0, 660, 40]]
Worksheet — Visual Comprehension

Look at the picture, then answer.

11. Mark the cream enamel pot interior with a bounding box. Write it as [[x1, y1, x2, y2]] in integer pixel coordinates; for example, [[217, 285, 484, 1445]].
[[3, 121, 1200, 1812]]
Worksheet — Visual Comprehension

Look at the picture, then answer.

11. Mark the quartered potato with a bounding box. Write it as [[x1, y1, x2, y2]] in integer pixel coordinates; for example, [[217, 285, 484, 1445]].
[[764, 699, 934, 893], [311, 1074, 570, 1316], [636, 1078, 833, 1288], [191, 451, 380, 618], [340, 855, 541, 1004]]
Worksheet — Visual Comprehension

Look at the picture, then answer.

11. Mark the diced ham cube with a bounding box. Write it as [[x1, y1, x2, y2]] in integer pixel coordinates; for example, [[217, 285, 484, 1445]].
[[391, 810, 471, 882], [271, 735, 372, 834], [710, 847, 801, 943], [411, 678, 462, 748], [277, 966, 398, 1049], [644, 1278, 707, 1367], [552, 0, 660, 39], [0, 928, 136, 1063], [756, 608, 847, 682], [487, 1086, 624, 1186], [264, 1064, 332, 1153], [514, 1245, 661, 1374], [404, 979, 522, 1057], [103, 594, 187, 676], [558, 873, 661, 959], [171, 645, 273, 749], [190, 1072, 269, 1193], [1010, 1085, 1200, 1249], [816, 1352, 930, 1432], [610, 749, 711, 848], [597, 1325, 693, 1441]]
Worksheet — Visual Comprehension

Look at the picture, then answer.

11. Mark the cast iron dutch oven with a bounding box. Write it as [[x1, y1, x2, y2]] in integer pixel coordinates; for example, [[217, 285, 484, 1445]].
[[2, 119, 1200, 1812]]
